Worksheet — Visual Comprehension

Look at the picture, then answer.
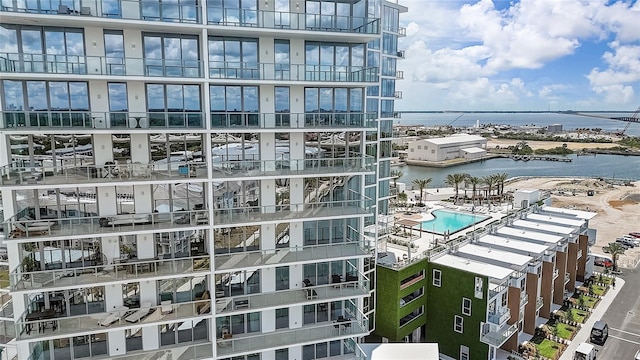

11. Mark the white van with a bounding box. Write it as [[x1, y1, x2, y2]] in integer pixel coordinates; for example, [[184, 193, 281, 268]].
[[574, 342, 597, 360]]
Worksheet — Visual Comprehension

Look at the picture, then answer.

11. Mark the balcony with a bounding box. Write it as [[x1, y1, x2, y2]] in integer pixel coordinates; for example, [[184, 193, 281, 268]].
[[480, 322, 518, 347], [1, 0, 202, 24], [396, 70, 404, 79], [520, 293, 529, 307], [210, 112, 377, 130], [216, 318, 368, 358], [211, 157, 375, 180], [394, 91, 403, 99], [215, 279, 369, 314], [11, 255, 210, 291], [564, 272, 571, 285], [536, 296, 544, 311], [207, 7, 380, 36], [397, 26, 406, 36], [209, 63, 378, 83], [0, 53, 202, 78], [212, 195, 372, 228], [215, 241, 369, 272], [397, 50, 405, 59], [577, 249, 583, 259], [487, 307, 510, 326], [553, 268, 560, 280], [27, 341, 214, 360], [4, 209, 209, 241], [16, 299, 210, 341], [1, 111, 206, 130], [0, 161, 208, 187]]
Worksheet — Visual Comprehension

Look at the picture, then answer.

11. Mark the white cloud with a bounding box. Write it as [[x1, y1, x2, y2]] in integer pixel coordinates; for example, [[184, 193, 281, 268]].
[[397, 0, 640, 110]]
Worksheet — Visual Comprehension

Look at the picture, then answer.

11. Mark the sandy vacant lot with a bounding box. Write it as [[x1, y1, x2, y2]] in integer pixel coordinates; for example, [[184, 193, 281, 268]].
[[487, 139, 621, 151], [506, 177, 640, 268]]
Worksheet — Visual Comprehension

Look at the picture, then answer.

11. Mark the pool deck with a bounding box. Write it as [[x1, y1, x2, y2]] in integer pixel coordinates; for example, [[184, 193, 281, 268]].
[[385, 202, 508, 262]]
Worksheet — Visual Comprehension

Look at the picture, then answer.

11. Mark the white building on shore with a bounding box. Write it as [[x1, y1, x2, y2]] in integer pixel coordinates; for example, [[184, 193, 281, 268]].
[[407, 134, 487, 162]]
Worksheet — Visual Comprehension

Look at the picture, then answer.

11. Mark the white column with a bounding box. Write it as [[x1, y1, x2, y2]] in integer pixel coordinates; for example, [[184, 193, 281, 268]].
[[136, 233, 155, 259], [101, 236, 120, 264], [133, 184, 153, 213], [289, 303, 303, 329], [262, 179, 276, 213], [262, 308, 276, 333], [123, 29, 143, 75], [288, 345, 302, 360], [130, 134, 150, 163], [104, 283, 123, 311], [93, 133, 114, 166], [97, 186, 117, 216], [108, 331, 127, 356]]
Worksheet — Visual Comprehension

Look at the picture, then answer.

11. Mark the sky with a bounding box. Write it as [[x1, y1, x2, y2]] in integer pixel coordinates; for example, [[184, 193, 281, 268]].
[[396, 0, 640, 111]]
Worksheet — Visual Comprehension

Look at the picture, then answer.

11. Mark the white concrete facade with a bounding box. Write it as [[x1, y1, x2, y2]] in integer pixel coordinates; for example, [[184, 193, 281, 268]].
[[0, 1, 407, 359]]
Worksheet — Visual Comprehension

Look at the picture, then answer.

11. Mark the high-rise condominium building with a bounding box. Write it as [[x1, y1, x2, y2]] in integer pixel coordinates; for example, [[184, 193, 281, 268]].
[[0, 1, 406, 359]]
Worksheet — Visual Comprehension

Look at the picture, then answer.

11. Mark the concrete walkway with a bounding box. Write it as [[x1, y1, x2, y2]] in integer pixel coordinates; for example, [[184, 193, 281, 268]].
[[558, 277, 624, 360]]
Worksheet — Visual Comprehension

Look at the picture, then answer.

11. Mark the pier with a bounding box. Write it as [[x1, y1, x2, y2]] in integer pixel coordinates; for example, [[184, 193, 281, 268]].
[[510, 155, 572, 162]]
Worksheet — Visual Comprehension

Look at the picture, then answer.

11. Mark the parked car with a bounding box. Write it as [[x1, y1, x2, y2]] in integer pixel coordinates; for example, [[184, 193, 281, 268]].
[[634, 349, 640, 360], [616, 237, 636, 248], [629, 232, 640, 239], [621, 235, 640, 246], [594, 258, 613, 268]]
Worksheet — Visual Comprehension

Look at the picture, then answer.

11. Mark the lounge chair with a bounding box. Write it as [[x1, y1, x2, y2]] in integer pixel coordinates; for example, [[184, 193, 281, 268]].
[[99, 306, 130, 326], [125, 302, 152, 323], [161, 300, 173, 315], [13, 222, 50, 237]]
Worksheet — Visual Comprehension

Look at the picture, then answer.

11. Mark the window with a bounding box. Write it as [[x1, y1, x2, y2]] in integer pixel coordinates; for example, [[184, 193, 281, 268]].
[[501, 292, 508, 307], [276, 308, 289, 329], [276, 266, 289, 291], [146, 84, 202, 127], [104, 30, 125, 75], [454, 315, 463, 333], [432, 269, 442, 287], [143, 33, 200, 77], [207, 0, 258, 26], [208, 37, 259, 79], [460, 345, 470, 360], [210, 85, 259, 126], [474, 276, 483, 299], [462, 298, 471, 316]]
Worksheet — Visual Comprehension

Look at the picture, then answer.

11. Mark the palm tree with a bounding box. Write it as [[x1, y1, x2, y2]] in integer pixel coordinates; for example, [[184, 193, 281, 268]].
[[494, 172, 509, 200], [391, 169, 403, 189], [445, 173, 467, 204], [397, 191, 408, 206], [482, 174, 498, 209], [603, 242, 626, 271], [466, 176, 482, 205], [412, 178, 432, 206]]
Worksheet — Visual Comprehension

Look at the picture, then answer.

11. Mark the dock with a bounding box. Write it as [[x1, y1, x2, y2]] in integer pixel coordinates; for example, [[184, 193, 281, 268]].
[[510, 155, 572, 162]]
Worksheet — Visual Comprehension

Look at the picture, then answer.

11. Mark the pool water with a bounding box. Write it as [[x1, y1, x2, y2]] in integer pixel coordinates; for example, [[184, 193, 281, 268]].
[[416, 209, 488, 235]]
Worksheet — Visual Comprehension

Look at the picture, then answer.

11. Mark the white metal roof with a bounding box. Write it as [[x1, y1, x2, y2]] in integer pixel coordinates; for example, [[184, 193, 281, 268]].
[[541, 206, 597, 220], [527, 213, 585, 228], [421, 134, 486, 145], [457, 243, 532, 268], [461, 147, 486, 154], [431, 254, 514, 281], [476, 234, 549, 255], [512, 219, 575, 235], [497, 227, 564, 245], [359, 344, 440, 360]]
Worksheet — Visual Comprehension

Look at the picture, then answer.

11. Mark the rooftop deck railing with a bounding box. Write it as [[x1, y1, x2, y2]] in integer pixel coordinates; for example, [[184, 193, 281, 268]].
[[214, 240, 369, 272], [16, 299, 211, 340], [1, 0, 201, 24], [212, 157, 375, 179], [0, 53, 202, 78], [11, 255, 210, 291], [208, 7, 380, 35], [1, 111, 206, 129], [210, 112, 377, 129], [209, 62, 378, 83], [0, 161, 207, 187], [4, 209, 209, 240]]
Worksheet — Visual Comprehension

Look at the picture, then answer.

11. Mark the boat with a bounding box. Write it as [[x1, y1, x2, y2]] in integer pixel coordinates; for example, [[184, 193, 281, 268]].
[[522, 156, 531, 162]]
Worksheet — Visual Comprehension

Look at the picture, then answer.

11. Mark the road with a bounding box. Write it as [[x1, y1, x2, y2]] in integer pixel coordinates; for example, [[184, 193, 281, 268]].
[[596, 265, 640, 358]]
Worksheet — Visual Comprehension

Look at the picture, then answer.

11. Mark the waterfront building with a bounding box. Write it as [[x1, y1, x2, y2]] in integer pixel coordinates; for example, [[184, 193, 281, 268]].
[[407, 134, 487, 162], [373, 190, 596, 360], [0, 1, 407, 359]]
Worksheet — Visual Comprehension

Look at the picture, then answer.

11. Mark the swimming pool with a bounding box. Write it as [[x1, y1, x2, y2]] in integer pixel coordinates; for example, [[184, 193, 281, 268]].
[[416, 210, 488, 235]]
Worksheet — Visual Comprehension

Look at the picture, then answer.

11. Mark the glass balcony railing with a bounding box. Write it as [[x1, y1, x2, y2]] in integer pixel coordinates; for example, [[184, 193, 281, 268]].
[[1, 111, 206, 129], [207, 7, 379, 35], [0, 161, 207, 187], [487, 307, 510, 326], [210, 112, 377, 129], [553, 268, 560, 280], [217, 317, 368, 357], [209, 62, 377, 82], [215, 279, 369, 314], [11, 255, 210, 291], [212, 193, 372, 228], [480, 322, 518, 347], [1, 0, 201, 24], [536, 296, 544, 311], [577, 249, 583, 259], [215, 241, 369, 272], [0, 295, 13, 319], [27, 341, 213, 360], [520, 293, 529, 307], [4, 209, 209, 241], [564, 272, 571, 285], [16, 299, 211, 341], [0, 53, 202, 78], [212, 157, 375, 179]]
